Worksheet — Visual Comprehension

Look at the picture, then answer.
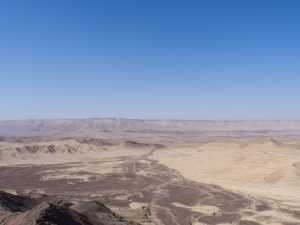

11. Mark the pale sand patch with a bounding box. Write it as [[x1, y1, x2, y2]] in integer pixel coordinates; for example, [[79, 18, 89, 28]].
[[40, 173, 92, 182], [114, 194, 131, 201], [3, 189, 18, 195], [192, 222, 231, 225], [135, 170, 157, 176], [241, 209, 300, 224], [151, 141, 300, 206], [172, 202, 221, 215], [129, 202, 148, 210]]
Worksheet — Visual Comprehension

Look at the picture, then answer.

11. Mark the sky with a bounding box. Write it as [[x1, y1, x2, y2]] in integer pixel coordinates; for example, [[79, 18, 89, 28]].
[[0, 0, 299, 120]]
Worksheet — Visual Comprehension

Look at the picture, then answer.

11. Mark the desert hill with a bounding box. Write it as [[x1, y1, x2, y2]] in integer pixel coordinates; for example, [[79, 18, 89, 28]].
[[0, 191, 140, 225]]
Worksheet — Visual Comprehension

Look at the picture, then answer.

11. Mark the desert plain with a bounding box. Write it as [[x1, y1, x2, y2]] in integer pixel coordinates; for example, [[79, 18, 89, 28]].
[[0, 119, 300, 225]]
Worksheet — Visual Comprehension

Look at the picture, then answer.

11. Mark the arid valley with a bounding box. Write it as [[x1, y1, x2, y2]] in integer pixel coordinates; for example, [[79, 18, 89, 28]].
[[0, 119, 300, 225]]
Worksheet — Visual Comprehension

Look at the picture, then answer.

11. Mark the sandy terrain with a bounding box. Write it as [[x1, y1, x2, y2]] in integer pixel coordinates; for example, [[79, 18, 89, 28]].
[[0, 119, 300, 225], [151, 139, 300, 207]]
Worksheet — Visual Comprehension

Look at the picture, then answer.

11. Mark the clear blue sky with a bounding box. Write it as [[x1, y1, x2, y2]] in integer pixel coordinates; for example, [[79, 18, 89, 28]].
[[0, 0, 299, 120]]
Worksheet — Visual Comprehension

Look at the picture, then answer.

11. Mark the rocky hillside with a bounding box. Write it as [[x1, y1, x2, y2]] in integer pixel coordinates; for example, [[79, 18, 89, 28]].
[[0, 191, 140, 225]]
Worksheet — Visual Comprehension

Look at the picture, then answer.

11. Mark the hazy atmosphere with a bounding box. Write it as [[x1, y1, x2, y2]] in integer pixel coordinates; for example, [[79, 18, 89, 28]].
[[1, 0, 300, 120], [1, 1, 300, 225]]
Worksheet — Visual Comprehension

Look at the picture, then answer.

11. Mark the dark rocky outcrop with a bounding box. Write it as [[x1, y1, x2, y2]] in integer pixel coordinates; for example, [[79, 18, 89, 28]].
[[0, 191, 140, 225]]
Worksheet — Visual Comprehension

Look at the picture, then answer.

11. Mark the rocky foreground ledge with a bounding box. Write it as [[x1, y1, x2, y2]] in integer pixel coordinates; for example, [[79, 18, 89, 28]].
[[0, 191, 140, 225]]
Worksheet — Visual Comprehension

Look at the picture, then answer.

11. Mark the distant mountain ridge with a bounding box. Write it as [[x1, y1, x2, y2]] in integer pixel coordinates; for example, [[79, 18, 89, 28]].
[[0, 118, 300, 137]]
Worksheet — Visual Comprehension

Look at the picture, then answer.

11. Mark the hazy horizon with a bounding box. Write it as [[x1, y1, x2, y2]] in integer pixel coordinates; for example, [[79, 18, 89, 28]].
[[1, 2, 300, 222], [1, 117, 300, 122]]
